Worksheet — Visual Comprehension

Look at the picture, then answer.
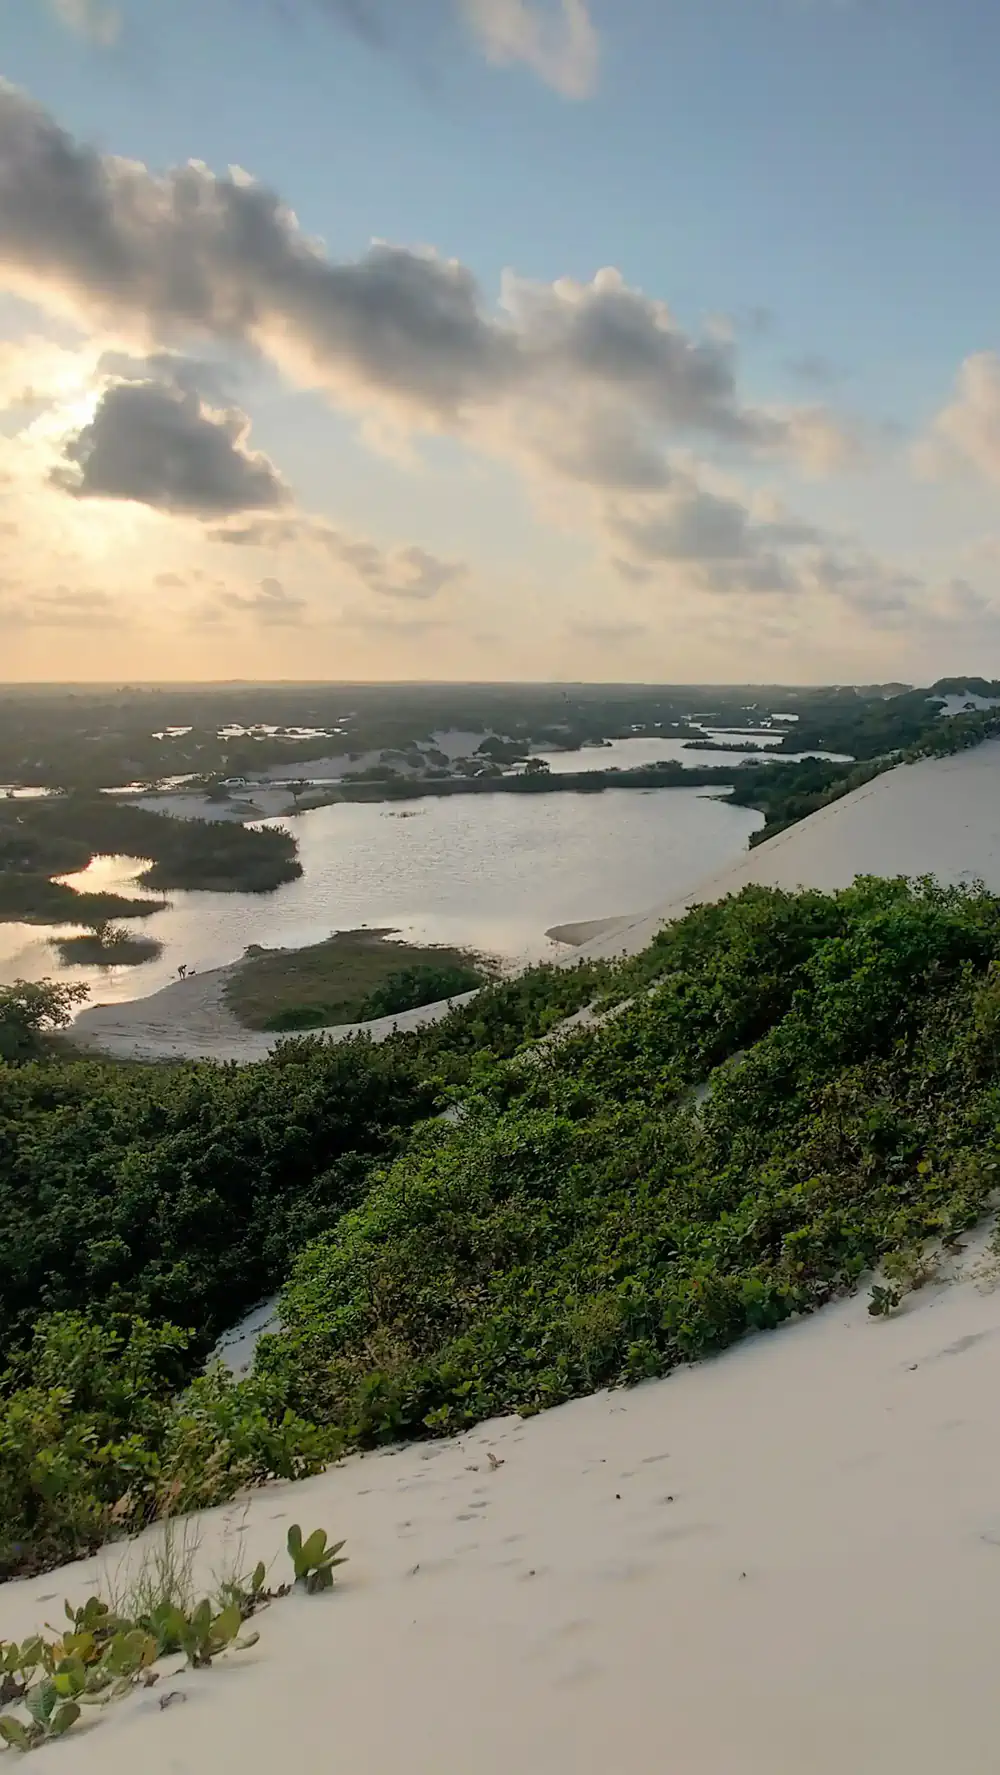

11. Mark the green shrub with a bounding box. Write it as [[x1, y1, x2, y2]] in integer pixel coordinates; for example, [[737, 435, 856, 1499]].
[[256, 878, 1000, 1443], [357, 962, 484, 1021], [8, 877, 1000, 1581], [0, 1035, 441, 1359]]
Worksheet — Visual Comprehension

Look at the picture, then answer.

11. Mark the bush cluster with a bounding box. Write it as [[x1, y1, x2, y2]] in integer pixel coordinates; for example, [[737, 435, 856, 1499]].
[[5, 877, 1000, 1576]]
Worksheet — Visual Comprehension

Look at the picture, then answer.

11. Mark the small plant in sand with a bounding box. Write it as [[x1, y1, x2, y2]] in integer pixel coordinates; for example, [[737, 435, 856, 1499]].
[[287, 1525, 348, 1594], [869, 1242, 942, 1316], [0, 1585, 260, 1752], [0, 1520, 348, 1751], [143, 1599, 259, 1669], [868, 1282, 902, 1318], [0, 1679, 80, 1753]]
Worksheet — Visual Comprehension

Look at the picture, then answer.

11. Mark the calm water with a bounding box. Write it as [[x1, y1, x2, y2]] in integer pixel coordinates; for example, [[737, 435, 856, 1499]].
[[0, 784, 764, 1006], [535, 735, 851, 773]]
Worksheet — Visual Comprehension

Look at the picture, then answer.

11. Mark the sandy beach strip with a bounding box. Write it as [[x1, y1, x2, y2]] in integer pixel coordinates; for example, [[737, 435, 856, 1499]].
[[69, 966, 480, 1063], [4, 1232, 1000, 1773]]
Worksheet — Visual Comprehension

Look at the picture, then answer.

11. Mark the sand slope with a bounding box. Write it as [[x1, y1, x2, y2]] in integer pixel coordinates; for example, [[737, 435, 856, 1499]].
[[5, 1238, 1000, 1772], [556, 739, 1000, 958]]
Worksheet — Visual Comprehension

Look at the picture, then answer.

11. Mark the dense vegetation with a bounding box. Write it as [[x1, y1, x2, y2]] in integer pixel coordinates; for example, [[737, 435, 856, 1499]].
[[0, 1036, 443, 1361], [5, 875, 1000, 1577], [0, 794, 301, 925]]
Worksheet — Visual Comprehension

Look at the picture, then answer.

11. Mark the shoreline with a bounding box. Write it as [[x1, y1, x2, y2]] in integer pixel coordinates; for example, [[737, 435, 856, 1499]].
[[68, 740, 1000, 1064]]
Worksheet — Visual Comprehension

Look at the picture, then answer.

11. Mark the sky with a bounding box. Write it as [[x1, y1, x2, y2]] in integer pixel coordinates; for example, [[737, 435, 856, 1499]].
[[0, 0, 999, 683]]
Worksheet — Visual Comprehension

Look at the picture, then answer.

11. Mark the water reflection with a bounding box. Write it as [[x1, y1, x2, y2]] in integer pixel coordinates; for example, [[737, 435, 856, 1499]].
[[0, 784, 764, 1006]]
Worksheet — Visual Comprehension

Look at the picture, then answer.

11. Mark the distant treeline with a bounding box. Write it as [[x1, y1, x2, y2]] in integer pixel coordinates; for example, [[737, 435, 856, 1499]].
[[0, 678, 951, 791]]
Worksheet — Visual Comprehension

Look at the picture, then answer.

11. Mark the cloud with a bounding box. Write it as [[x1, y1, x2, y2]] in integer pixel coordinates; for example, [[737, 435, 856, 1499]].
[[601, 469, 926, 623], [50, 362, 289, 515], [458, 0, 598, 98], [917, 352, 1000, 486], [48, 0, 120, 44], [217, 576, 306, 625], [209, 512, 467, 599], [330, 537, 465, 599], [609, 481, 820, 567], [605, 478, 823, 597], [0, 84, 852, 498], [0, 582, 118, 627]]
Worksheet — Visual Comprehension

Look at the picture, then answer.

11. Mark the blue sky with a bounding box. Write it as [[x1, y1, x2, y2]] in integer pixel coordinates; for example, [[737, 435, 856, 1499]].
[[1, 0, 999, 680]]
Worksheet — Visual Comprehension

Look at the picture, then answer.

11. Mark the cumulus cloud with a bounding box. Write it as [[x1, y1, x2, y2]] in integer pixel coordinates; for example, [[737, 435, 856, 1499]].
[[218, 576, 306, 625], [50, 361, 289, 515], [209, 512, 467, 600], [605, 478, 822, 597], [601, 470, 926, 622], [0, 84, 853, 498], [917, 353, 1000, 486]]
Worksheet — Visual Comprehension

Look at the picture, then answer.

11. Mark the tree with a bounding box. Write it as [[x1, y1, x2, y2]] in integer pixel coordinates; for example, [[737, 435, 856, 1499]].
[[0, 980, 89, 1064]]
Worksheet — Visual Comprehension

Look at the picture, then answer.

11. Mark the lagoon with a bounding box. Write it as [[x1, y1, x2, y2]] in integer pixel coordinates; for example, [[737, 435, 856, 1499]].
[[0, 782, 764, 1006]]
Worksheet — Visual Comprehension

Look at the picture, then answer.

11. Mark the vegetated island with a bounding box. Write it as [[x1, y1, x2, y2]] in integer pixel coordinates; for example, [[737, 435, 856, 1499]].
[[0, 792, 301, 935], [224, 928, 494, 1032]]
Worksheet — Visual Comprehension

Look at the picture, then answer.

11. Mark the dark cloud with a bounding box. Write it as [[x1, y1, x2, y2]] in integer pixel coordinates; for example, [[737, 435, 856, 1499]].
[[609, 485, 820, 568], [808, 549, 920, 621], [604, 479, 922, 615], [51, 369, 289, 515], [219, 575, 306, 625]]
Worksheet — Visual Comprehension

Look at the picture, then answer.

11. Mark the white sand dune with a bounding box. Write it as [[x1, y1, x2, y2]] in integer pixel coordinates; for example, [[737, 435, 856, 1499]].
[[5, 1235, 1000, 1773], [561, 740, 1000, 959]]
